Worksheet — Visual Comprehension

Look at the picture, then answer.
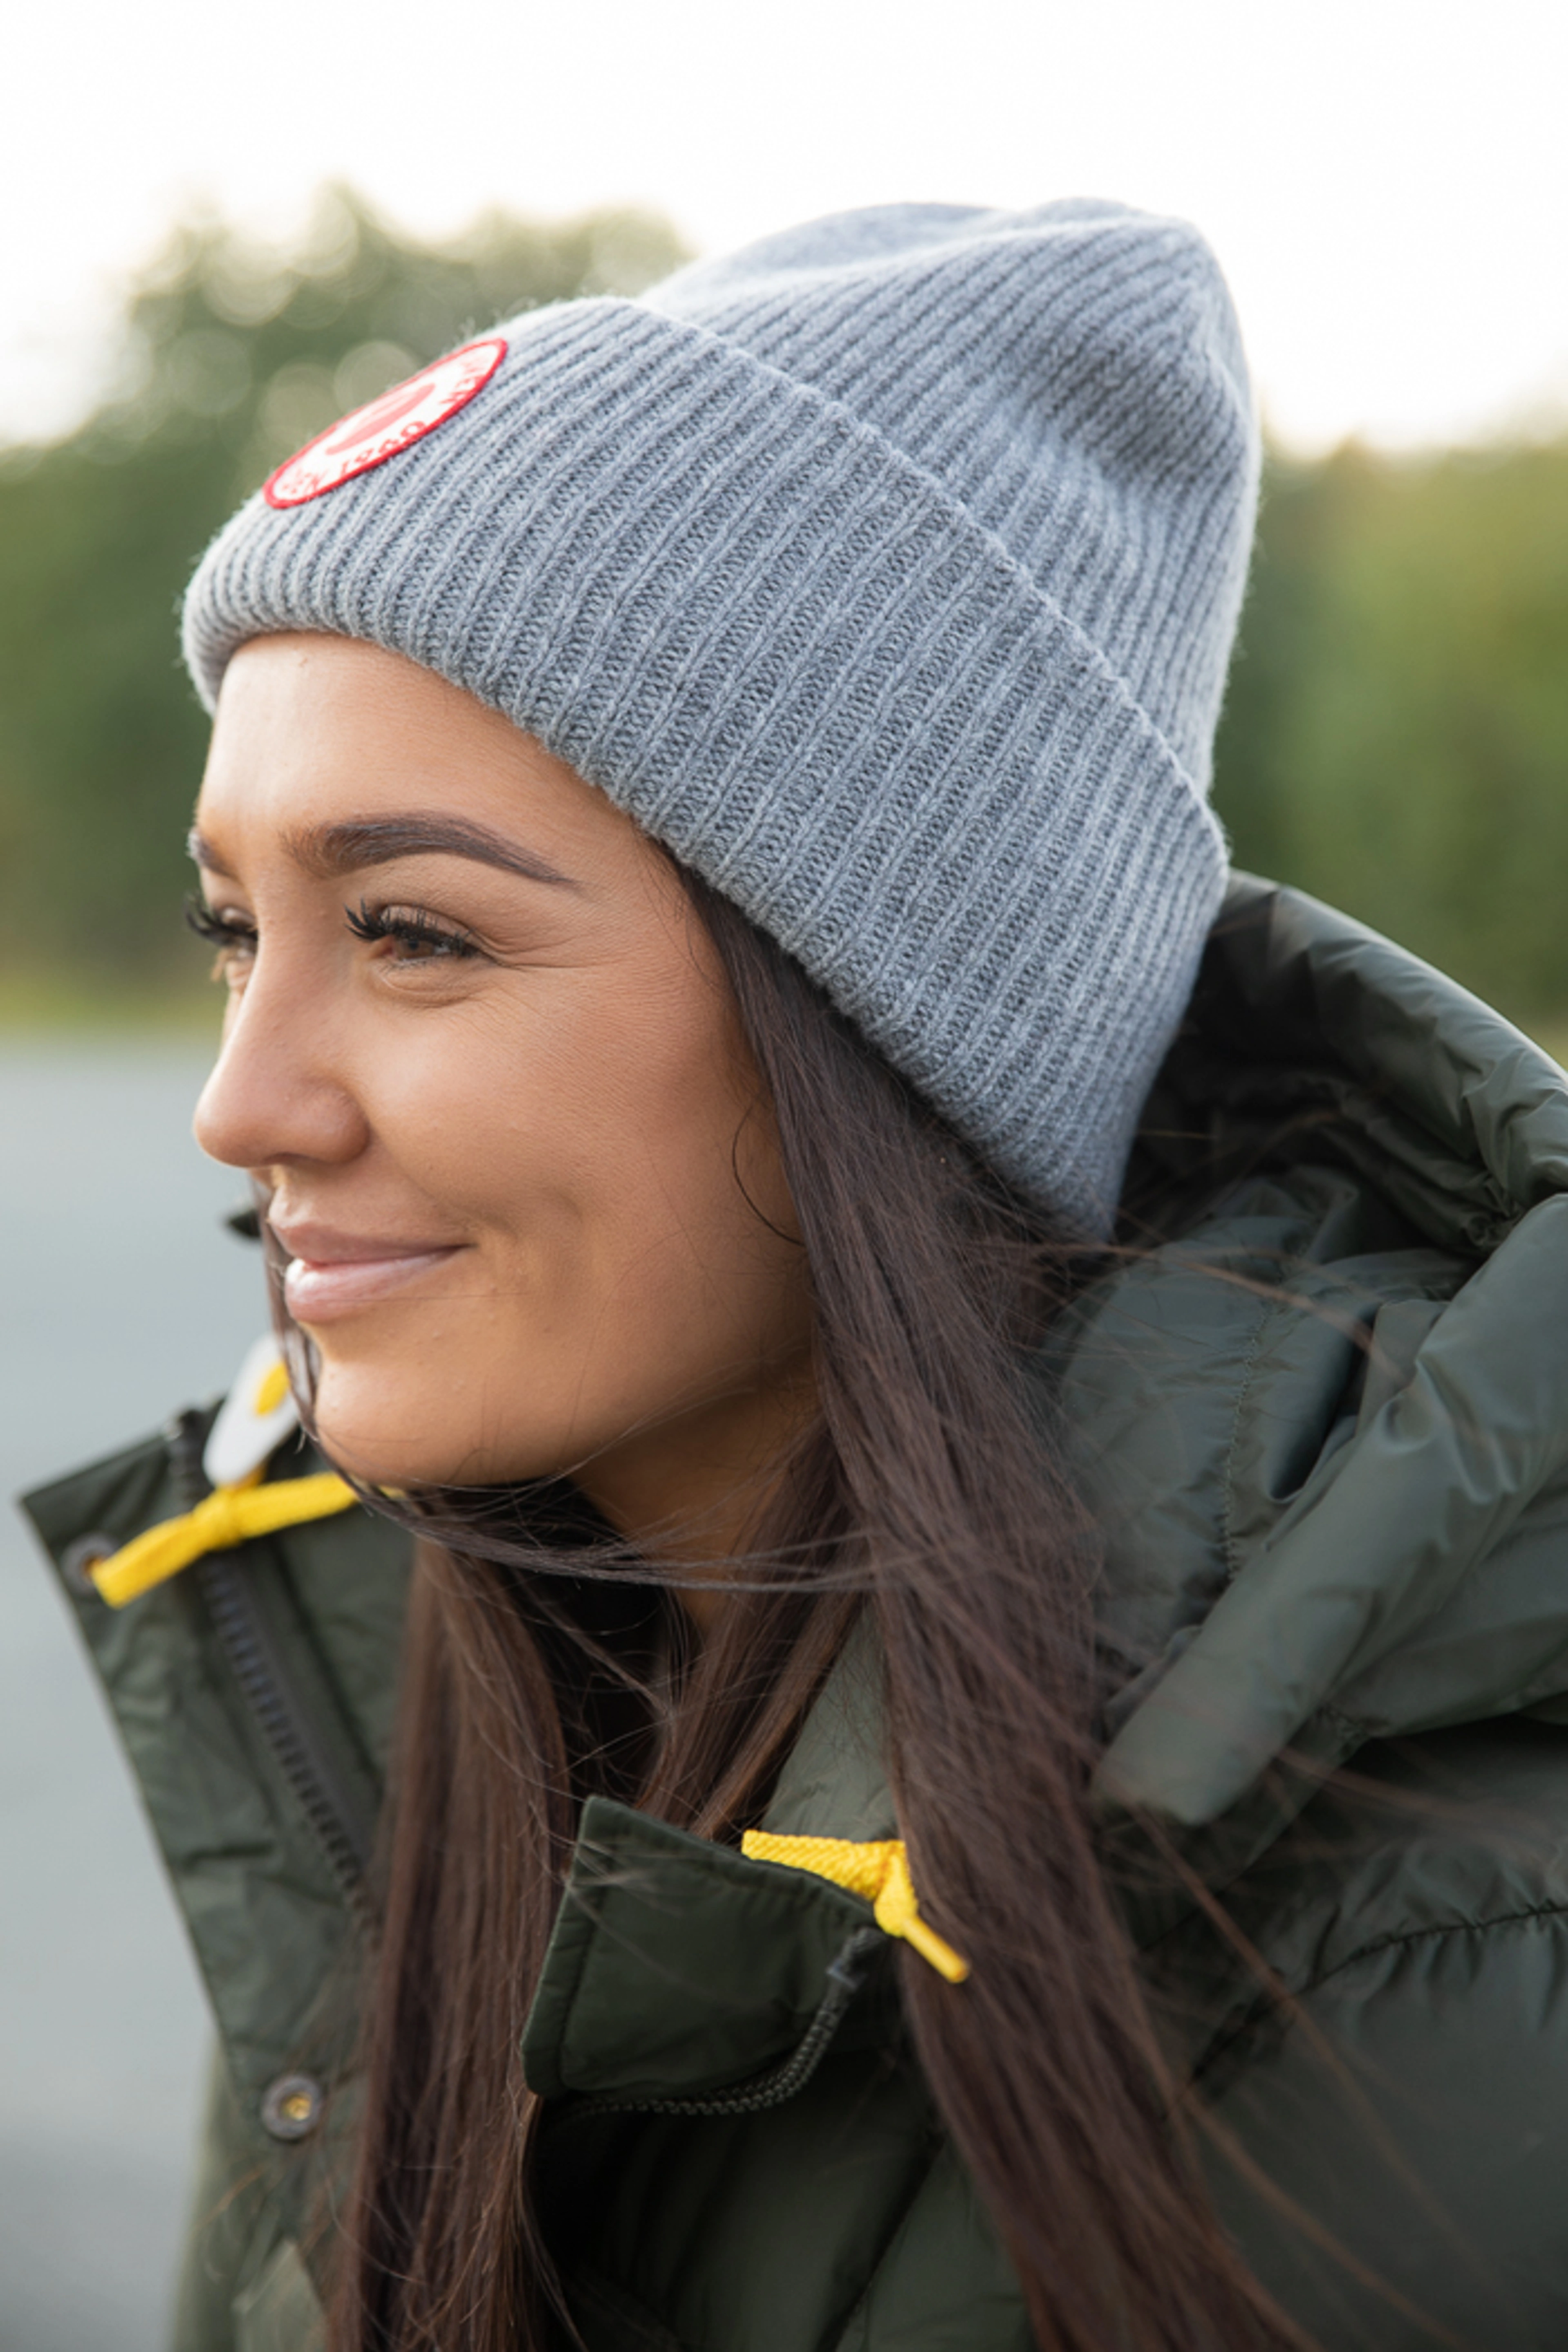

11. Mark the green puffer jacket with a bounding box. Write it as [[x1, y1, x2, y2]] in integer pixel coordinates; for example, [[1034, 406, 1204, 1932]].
[[25, 875, 1568, 2352]]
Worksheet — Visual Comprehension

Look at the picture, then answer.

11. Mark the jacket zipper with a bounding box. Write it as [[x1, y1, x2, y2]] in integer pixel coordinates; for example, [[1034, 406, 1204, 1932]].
[[167, 1408, 378, 1936], [553, 1925, 886, 2128]]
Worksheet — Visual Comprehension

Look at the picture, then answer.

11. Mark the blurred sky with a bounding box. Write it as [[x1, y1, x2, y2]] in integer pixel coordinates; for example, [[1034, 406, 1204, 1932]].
[[4, 0, 1566, 454]]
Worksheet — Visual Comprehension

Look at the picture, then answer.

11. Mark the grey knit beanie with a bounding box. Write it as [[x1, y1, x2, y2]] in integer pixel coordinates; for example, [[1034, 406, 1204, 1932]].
[[183, 199, 1258, 1233]]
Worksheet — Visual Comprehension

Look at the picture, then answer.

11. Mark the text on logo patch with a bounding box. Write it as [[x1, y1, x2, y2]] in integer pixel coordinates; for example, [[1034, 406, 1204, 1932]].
[[263, 337, 508, 509]]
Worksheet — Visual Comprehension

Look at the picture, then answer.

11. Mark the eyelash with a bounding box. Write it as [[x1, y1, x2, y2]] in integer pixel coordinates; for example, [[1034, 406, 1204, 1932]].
[[184, 897, 254, 956], [343, 900, 481, 961], [183, 895, 481, 965]]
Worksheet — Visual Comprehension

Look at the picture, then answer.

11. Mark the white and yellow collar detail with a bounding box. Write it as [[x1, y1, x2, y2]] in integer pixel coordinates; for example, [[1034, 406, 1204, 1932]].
[[203, 1334, 301, 1486], [90, 1339, 358, 1610]]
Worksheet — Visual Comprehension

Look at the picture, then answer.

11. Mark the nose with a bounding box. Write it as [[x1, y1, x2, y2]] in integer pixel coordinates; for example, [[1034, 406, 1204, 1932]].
[[194, 958, 370, 1175]]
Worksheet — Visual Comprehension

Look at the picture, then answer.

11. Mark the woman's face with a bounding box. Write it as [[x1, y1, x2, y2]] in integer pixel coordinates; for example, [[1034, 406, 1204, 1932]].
[[193, 634, 813, 1546]]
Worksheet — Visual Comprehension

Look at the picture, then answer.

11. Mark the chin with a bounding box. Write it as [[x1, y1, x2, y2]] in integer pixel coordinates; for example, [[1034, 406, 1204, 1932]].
[[309, 1369, 562, 1493], [309, 1374, 451, 1490]]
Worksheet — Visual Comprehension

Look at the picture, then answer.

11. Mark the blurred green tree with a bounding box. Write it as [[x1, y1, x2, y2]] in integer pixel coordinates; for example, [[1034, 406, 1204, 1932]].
[[1214, 439, 1568, 1026], [3, 200, 1568, 1034], [0, 188, 686, 1002]]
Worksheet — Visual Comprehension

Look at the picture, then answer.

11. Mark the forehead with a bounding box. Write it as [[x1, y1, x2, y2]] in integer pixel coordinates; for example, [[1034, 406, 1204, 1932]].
[[196, 635, 642, 881], [202, 635, 528, 805]]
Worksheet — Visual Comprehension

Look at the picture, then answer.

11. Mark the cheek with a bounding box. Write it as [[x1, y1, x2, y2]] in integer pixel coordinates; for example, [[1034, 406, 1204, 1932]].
[[305, 979, 806, 1486], [366, 987, 735, 1268]]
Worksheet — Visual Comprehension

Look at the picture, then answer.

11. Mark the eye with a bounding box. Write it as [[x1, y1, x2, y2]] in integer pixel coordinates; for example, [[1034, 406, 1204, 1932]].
[[345, 900, 482, 964], [185, 895, 257, 981]]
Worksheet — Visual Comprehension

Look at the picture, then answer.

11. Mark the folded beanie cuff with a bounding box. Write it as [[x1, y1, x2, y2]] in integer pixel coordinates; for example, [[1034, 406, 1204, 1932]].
[[185, 294, 1229, 1232]]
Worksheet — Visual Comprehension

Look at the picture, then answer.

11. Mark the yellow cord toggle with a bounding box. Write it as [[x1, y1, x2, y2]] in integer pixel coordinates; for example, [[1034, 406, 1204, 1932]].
[[91, 1468, 360, 1608], [740, 1831, 970, 1983]]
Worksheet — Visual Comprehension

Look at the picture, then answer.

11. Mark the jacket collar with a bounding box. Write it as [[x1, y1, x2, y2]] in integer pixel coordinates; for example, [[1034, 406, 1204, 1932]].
[[521, 1795, 898, 2103], [521, 1616, 902, 2104]]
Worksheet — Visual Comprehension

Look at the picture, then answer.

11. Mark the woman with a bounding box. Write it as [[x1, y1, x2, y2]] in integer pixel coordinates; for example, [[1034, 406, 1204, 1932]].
[[27, 203, 1568, 2352]]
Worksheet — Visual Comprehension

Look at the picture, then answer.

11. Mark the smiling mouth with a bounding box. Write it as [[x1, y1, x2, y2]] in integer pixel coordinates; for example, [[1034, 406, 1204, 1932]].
[[280, 1243, 466, 1323]]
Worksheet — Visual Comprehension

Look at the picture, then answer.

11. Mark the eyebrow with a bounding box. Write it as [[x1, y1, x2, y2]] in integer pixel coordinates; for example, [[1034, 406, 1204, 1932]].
[[187, 814, 580, 891]]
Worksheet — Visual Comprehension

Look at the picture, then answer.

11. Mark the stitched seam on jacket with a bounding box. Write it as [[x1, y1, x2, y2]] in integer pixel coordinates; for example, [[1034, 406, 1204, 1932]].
[[827, 2129, 952, 2352], [1188, 1900, 1568, 2089], [1306, 1897, 1568, 1988], [1219, 1297, 1274, 1585], [566, 2262, 689, 2352]]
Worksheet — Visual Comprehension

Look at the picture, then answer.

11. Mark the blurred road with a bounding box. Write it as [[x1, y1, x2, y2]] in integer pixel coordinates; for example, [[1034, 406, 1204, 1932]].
[[0, 1041, 265, 2352]]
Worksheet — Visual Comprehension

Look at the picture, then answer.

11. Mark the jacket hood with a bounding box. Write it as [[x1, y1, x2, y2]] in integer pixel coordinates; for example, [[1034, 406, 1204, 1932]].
[[1069, 873, 1568, 1892]]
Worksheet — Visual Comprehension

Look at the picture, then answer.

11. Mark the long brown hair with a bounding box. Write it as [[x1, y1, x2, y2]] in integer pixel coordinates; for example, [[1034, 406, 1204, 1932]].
[[323, 878, 1293, 2352]]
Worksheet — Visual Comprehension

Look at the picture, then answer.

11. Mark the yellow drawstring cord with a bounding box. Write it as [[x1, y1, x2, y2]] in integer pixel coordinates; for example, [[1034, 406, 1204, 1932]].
[[740, 1831, 970, 1983], [91, 1466, 359, 1608]]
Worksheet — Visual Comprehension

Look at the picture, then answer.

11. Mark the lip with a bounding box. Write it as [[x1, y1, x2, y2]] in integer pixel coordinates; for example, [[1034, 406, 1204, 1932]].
[[272, 1221, 468, 1324]]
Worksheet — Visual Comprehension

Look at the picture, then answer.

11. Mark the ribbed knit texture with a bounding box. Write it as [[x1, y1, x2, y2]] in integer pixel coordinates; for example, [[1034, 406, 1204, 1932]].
[[184, 200, 1258, 1232]]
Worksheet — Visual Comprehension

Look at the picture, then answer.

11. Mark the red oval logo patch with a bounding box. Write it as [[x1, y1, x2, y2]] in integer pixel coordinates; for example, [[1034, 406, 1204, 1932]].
[[263, 337, 508, 509]]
